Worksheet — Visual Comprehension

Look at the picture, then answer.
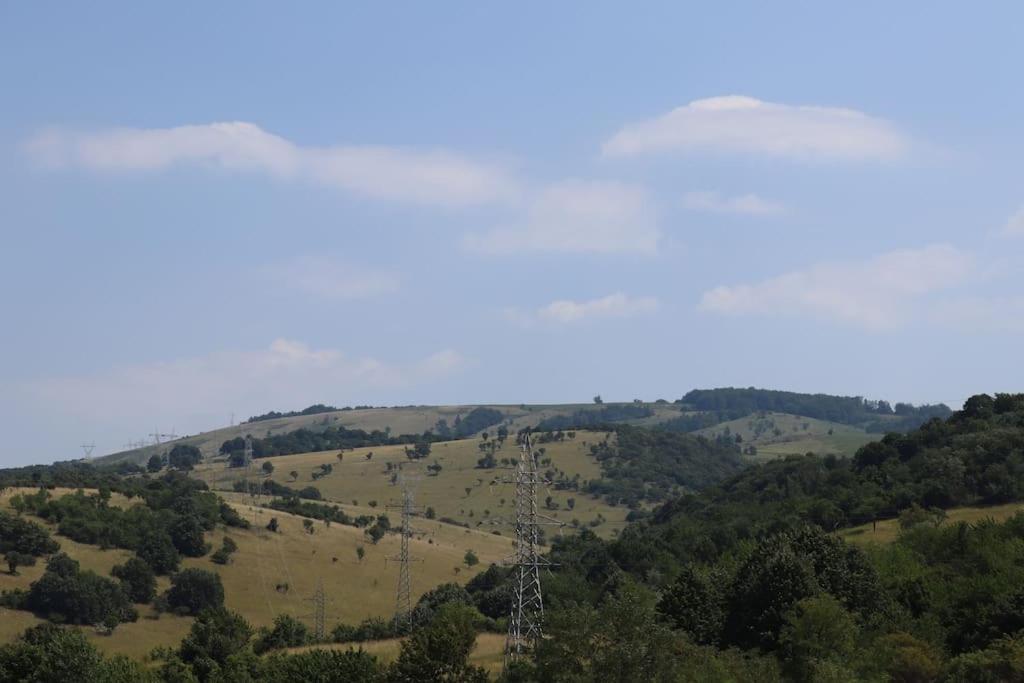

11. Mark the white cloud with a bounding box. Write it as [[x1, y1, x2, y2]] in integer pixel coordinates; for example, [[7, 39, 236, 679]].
[[27, 122, 516, 207], [23, 340, 470, 428], [267, 256, 399, 300], [464, 180, 659, 254], [931, 296, 1024, 333], [699, 244, 974, 330], [603, 95, 909, 162], [681, 190, 785, 215], [506, 292, 659, 326], [1002, 206, 1024, 236]]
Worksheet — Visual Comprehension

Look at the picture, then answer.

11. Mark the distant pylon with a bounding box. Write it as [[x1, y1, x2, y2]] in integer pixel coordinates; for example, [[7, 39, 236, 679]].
[[505, 432, 563, 666], [311, 578, 326, 641], [80, 442, 96, 460], [388, 473, 421, 628]]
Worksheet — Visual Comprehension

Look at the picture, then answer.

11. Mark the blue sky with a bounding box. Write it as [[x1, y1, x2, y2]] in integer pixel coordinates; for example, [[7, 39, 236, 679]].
[[2, 2, 1023, 464]]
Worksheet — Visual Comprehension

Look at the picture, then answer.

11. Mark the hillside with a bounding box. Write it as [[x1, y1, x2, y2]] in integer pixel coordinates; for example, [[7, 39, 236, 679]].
[[0, 486, 511, 661], [695, 411, 879, 461], [192, 432, 635, 539], [96, 402, 683, 466]]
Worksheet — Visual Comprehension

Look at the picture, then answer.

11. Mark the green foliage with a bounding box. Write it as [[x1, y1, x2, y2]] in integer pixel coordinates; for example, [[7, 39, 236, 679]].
[[657, 564, 723, 645], [389, 603, 488, 683], [463, 549, 479, 567], [111, 557, 157, 603], [178, 607, 252, 680], [137, 532, 180, 575], [0, 510, 60, 556], [147, 454, 164, 473], [168, 444, 203, 471], [254, 614, 310, 654], [261, 648, 385, 681], [411, 583, 474, 628], [5, 551, 36, 575], [26, 553, 137, 627], [536, 403, 653, 431], [165, 568, 224, 616], [0, 624, 104, 682]]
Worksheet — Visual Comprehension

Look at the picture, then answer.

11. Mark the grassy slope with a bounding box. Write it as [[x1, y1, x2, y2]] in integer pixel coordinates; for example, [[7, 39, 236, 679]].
[[696, 411, 879, 461], [839, 502, 1024, 547], [96, 403, 683, 466], [191, 432, 633, 539], [288, 632, 506, 675], [0, 487, 513, 662]]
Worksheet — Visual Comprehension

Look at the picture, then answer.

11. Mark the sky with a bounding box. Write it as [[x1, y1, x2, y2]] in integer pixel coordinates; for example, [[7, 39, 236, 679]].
[[2, 2, 1023, 465]]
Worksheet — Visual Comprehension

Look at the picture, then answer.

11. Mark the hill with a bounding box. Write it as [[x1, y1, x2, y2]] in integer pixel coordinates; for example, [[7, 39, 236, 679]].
[[695, 411, 879, 461], [95, 402, 683, 466]]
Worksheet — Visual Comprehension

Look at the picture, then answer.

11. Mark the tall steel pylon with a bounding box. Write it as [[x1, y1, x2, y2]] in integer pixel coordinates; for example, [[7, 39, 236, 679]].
[[505, 433, 562, 665], [388, 473, 421, 628]]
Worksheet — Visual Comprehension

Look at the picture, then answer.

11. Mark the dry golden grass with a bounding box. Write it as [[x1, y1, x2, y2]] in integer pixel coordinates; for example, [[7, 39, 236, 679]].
[[0, 488, 514, 661], [288, 632, 506, 675], [193, 432, 632, 539], [840, 502, 1024, 546]]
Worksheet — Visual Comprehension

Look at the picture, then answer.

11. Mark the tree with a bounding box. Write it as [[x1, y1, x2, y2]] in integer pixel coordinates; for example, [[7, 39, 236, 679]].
[[169, 515, 208, 557], [261, 649, 384, 682], [165, 568, 224, 616], [593, 395, 603, 404], [658, 565, 722, 645], [779, 595, 858, 682], [136, 532, 180, 575], [111, 557, 157, 603], [262, 461, 274, 476], [178, 607, 252, 679], [254, 614, 309, 654], [0, 511, 60, 556], [168, 444, 202, 471], [147, 454, 164, 473], [425, 507, 436, 520], [266, 517, 279, 533], [5, 551, 35, 576], [389, 603, 488, 682], [463, 550, 479, 568], [302, 519, 314, 534], [0, 624, 105, 682], [356, 546, 365, 563], [289, 470, 298, 481], [26, 553, 136, 627], [410, 583, 474, 627]]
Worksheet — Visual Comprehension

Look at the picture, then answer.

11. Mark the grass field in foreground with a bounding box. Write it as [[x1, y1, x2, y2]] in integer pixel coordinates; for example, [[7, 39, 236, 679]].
[[840, 502, 1024, 546], [0, 488, 513, 661], [192, 432, 634, 539]]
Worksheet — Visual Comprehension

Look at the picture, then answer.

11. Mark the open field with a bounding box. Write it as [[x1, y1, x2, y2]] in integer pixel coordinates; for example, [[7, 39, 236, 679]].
[[192, 432, 634, 538], [840, 502, 1024, 546], [0, 488, 513, 661], [697, 411, 879, 461]]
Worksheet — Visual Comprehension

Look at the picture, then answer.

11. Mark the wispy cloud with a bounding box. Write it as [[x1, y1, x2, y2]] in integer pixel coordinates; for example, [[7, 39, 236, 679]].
[[506, 292, 659, 327], [27, 122, 517, 207], [681, 190, 785, 215], [603, 95, 909, 162], [464, 180, 659, 254], [699, 244, 974, 330], [1002, 206, 1024, 236], [266, 256, 400, 300], [23, 340, 470, 426]]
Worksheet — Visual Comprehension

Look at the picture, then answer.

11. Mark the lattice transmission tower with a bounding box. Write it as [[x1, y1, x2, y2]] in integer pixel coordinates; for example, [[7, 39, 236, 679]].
[[505, 433, 563, 665], [388, 473, 421, 628], [310, 578, 326, 641]]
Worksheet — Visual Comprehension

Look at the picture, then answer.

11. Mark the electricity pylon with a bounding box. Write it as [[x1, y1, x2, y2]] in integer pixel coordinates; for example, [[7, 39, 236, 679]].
[[505, 433, 563, 666], [310, 578, 326, 641], [80, 442, 96, 460], [387, 473, 421, 628]]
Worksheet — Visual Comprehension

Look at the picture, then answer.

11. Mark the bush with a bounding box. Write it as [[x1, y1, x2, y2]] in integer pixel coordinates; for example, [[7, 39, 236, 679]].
[[165, 568, 224, 616], [111, 557, 157, 604], [26, 553, 137, 627], [254, 614, 310, 653]]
